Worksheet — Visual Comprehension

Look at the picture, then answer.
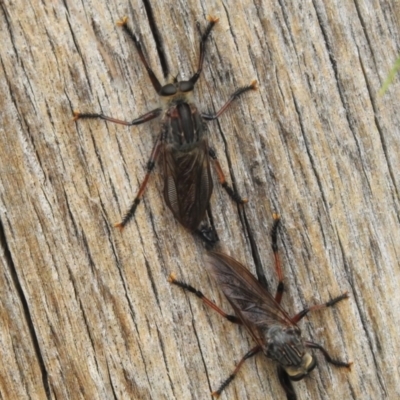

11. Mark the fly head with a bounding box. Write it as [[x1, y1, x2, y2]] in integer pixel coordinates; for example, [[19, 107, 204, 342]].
[[159, 80, 195, 97]]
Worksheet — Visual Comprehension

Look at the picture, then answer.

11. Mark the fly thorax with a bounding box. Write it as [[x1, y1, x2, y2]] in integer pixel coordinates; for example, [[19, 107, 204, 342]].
[[165, 101, 203, 146], [168, 142, 200, 159], [265, 326, 305, 367]]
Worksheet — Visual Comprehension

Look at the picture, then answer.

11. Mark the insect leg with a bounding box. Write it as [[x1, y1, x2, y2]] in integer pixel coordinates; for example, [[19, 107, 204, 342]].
[[73, 108, 162, 126], [201, 81, 257, 120], [115, 137, 163, 230], [168, 274, 240, 324], [211, 345, 262, 398], [209, 147, 247, 204], [305, 341, 352, 368], [290, 292, 349, 324], [271, 213, 285, 304], [117, 17, 162, 93], [189, 16, 219, 85]]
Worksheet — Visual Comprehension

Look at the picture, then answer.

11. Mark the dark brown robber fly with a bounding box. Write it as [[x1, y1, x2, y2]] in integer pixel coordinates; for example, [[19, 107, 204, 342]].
[[169, 215, 352, 399], [73, 16, 255, 242]]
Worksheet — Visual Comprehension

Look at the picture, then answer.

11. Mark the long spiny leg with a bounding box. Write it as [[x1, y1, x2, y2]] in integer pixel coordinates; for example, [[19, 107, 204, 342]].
[[290, 292, 349, 324], [190, 15, 219, 85], [211, 346, 262, 398], [74, 16, 164, 123], [73, 108, 161, 126], [117, 16, 162, 93], [208, 148, 247, 204], [306, 341, 352, 369], [168, 273, 262, 398], [292, 293, 351, 369], [203, 81, 256, 205], [168, 274, 240, 324], [115, 137, 162, 230], [283, 224, 352, 370], [202, 81, 257, 120]]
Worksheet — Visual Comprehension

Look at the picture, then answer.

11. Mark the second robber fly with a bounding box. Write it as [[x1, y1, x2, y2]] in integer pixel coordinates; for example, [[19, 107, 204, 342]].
[[170, 215, 352, 399], [73, 15, 256, 241]]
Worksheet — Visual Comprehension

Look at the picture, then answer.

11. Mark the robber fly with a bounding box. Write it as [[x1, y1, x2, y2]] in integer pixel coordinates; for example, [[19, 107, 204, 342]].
[[73, 16, 256, 242], [169, 215, 351, 399]]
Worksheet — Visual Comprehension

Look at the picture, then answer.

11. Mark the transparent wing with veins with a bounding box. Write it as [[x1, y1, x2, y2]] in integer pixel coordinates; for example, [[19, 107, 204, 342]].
[[205, 251, 297, 347]]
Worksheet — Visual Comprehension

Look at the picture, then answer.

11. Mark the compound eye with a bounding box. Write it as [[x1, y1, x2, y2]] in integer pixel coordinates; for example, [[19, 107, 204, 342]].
[[288, 372, 307, 382], [286, 354, 317, 381], [179, 81, 194, 92], [160, 84, 177, 96]]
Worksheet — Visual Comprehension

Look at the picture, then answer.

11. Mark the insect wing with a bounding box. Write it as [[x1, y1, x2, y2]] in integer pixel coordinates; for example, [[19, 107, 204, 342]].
[[206, 252, 295, 345], [163, 138, 213, 230]]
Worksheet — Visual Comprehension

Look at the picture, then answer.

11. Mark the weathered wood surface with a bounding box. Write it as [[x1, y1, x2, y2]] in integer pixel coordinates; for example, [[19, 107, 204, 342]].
[[1, 0, 400, 399]]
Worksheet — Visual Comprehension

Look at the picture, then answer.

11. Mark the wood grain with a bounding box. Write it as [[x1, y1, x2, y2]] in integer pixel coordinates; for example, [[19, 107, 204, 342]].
[[1, 0, 400, 399]]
